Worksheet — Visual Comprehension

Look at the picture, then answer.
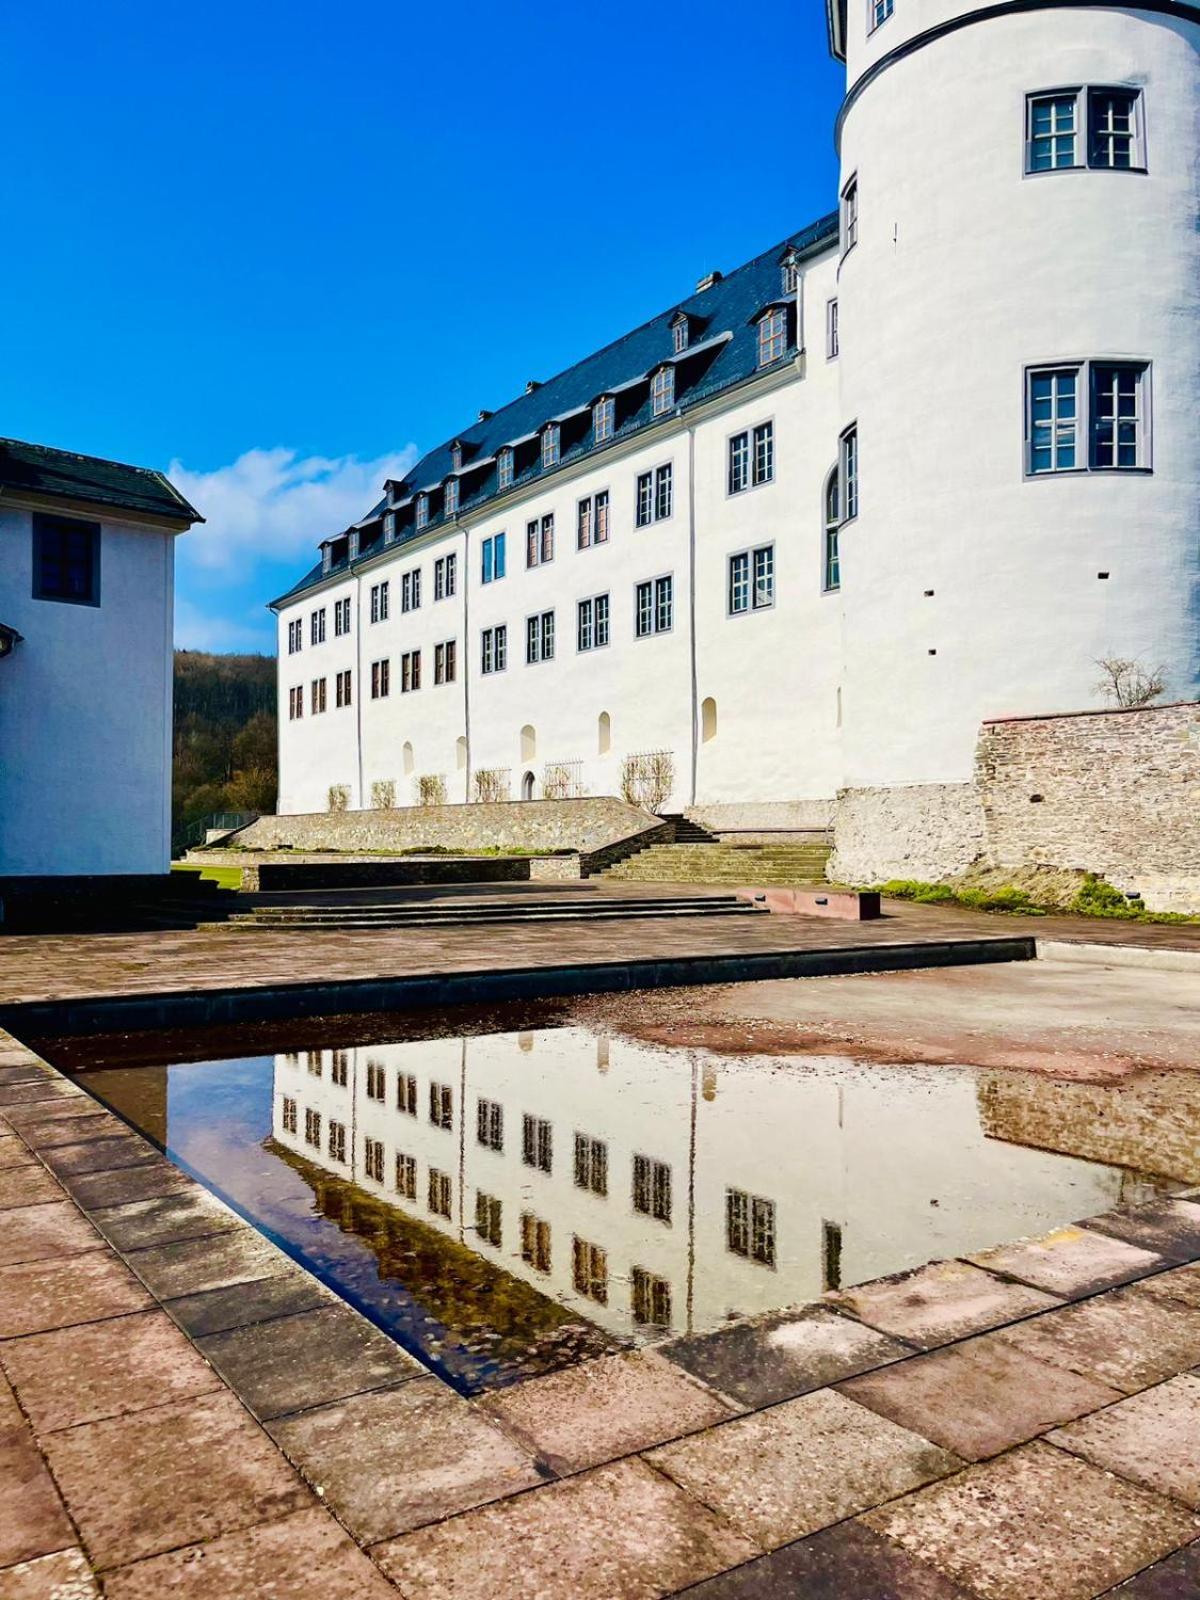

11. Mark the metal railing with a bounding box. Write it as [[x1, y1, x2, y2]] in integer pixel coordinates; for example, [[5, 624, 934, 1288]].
[[173, 811, 259, 854]]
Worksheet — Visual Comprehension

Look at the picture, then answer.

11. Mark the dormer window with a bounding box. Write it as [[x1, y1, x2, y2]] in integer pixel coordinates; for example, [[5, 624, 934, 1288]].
[[542, 424, 560, 469], [416, 494, 429, 530], [384, 510, 397, 543], [322, 545, 332, 574], [671, 313, 689, 355], [757, 307, 787, 368], [651, 365, 675, 416], [781, 251, 799, 294], [594, 396, 615, 443], [450, 442, 463, 474], [348, 529, 360, 560], [497, 446, 514, 490], [444, 478, 459, 518]]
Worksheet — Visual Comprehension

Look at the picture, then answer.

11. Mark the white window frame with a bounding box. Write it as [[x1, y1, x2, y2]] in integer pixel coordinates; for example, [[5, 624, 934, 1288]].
[[481, 532, 505, 584], [370, 658, 390, 699], [826, 298, 839, 360], [1025, 359, 1151, 476], [728, 544, 775, 616], [823, 466, 842, 593], [651, 365, 674, 416], [593, 396, 615, 443], [415, 493, 429, 529], [497, 447, 514, 491], [1025, 85, 1146, 176], [526, 609, 555, 665], [757, 307, 787, 368], [868, 0, 893, 34], [839, 424, 859, 521], [481, 623, 507, 674], [541, 424, 560, 469], [444, 478, 459, 518], [840, 174, 858, 258], [577, 592, 610, 652], [635, 573, 673, 639], [434, 639, 457, 685]]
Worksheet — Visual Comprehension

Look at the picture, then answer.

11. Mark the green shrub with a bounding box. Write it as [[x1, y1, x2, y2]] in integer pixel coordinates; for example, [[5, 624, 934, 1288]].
[[1072, 873, 1134, 917]]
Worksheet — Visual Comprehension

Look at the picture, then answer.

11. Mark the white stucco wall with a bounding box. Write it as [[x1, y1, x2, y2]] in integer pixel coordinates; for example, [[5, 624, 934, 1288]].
[[0, 505, 176, 876]]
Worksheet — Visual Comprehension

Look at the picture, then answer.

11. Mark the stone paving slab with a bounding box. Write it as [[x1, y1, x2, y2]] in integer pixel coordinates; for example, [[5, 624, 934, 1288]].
[[994, 1284, 1200, 1393], [674, 1519, 979, 1598], [480, 1350, 735, 1475], [1100, 1540, 1200, 1596], [0, 1136, 37, 1172], [61, 1159, 197, 1210], [0, 1201, 104, 1268], [0, 1254, 153, 1339], [660, 1305, 913, 1410], [197, 1302, 424, 1422], [1136, 1262, 1200, 1310], [1085, 1200, 1200, 1266], [41, 1389, 311, 1570], [38, 1133, 162, 1177], [825, 1259, 1061, 1348], [163, 1269, 335, 1339], [266, 1376, 545, 1543], [0, 1373, 76, 1571], [838, 1335, 1124, 1460], [123, 1229, 299, 1301], [0, 1164, 64, 1208], [968, 1225, 1168, 1298], [646, 1389, 962, 1551], [1049, 1375, 1200, 1509], [0, 1547, 99, 1600], [101, 1507, 398, 1600], [862, 1442, 1200, 1600], [1, 1309, 223, 1434], [372, 1457, 759, 1600], [89, 1191, 241, 1253]]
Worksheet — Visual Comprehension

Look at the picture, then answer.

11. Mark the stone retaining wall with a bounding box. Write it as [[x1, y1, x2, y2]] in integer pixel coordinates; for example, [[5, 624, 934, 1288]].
[[828, 784, 987, 886], [242, 857, 534, 893]]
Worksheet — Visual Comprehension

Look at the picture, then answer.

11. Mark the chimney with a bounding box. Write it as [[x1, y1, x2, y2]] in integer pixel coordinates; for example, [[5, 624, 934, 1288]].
[[525, 379, 541, 394], [695, 270, 723, 293], [478, 408, 493, 422]]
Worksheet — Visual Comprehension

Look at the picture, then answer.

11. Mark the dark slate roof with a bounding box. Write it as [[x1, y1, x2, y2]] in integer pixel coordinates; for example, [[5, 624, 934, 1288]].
[[271, 211, 838, 608], [0, 437, 203, 525]]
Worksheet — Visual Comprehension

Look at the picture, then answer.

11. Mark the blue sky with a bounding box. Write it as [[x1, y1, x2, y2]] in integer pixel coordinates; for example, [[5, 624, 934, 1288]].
[[3, 1, 843, 653]]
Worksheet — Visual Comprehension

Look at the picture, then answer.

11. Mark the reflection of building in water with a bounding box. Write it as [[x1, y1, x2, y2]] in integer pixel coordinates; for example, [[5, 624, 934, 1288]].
[[272, 1028, 1141, 1341]]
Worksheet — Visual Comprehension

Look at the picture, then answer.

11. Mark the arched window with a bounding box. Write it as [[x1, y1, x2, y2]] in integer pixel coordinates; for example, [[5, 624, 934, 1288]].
[[823, 466, 841, 593], [456, 735, 467, 770], [402, 740, 414, 776], [701, 697, 718, 743], [598, 711, 611, 755], [520, 724, 536, 762], [521, 770, 536, 801]]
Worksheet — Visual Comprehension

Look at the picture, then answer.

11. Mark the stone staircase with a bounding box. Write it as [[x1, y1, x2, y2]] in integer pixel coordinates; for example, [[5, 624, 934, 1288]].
[[602, 828, 834, 887], [228, 892, 766, 932]]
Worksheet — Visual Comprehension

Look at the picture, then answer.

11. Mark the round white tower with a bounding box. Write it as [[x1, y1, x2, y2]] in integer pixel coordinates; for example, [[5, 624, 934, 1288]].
[[830, 1, 1200, 807]]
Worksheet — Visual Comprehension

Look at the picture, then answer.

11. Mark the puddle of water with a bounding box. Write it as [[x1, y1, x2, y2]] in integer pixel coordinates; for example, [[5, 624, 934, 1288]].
[[72, 1024, 1170, 1395]]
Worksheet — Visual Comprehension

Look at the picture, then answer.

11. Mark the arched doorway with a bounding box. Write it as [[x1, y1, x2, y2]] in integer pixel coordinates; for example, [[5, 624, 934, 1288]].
[[521, 770, 536, 801]]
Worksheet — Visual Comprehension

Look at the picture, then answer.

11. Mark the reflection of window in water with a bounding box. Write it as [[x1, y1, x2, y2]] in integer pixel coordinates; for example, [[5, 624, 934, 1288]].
[[430, 1082, 454, 1131], [522, 1114, 553, 1173], [306, 1051, 322, 1076], [572, 1237, 608, 1303], [364, 1137, 384, 1183], [304, 1108, 321, 1148], [822, 1219, 844, 1291], [573, 1133, 608, 1196], [397, 1073, 418, 1116], [282, 1096, 297, 1135], [518, 1033, 535, 1053], [726, 1188, 777, 1268], [521, 1212, 552, 1271], [596, 1036, 610, 1073], [366, 1061, 386, 1101], [633, 1154, 672, 1223], [477, 1098, 504, 1152], [631, 1266, 672, 1328], [283, 1051, 300, 1067], [395, 1152, 416, 1199], [329, 1120, 347, 1165], [429, 1168, 453, 1217], [331, 1050, 349, 1087], [475, 1191, 502, 1247]]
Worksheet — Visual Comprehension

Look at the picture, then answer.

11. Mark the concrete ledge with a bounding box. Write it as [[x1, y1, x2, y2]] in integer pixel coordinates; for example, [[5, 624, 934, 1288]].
[[0, 937, 1036, 1038], [737, 888, 881, 921], [1037, 940, 1200, 975]]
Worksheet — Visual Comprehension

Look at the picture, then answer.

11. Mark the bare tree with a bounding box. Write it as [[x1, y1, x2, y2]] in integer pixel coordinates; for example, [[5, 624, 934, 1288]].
[[416, 774, 447, 806], [620, 750, 676, 812], [327, 784, 350, 813], [473, 768, 511, 803], [370, 780, 396, 810], [1094, 657, 1167, 709]]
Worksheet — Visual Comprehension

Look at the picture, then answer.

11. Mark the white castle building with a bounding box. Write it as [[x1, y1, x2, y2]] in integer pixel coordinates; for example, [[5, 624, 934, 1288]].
[[272, 1, 1200, 855]]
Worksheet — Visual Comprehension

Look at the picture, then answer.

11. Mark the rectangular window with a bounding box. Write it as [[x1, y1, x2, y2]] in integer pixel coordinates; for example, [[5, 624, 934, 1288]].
[[401, 570, 421, 612], [364, 1137, 385, 1183], [726, 1188, 777, 1266], [572, 1238, 608, 1304], [434, 639, 457, 684], [384, 509, 397, 543], [522, 1113, 553, 1173], [635, 574, 673, 638], [311, 608, 326, 645], [826, 298, 840, 360], [1027, 91, 1079, 171], [477, 1097, 504, 1152], [433, 552, 457, 600], [401, 650, 421, 692], [636, 471, 654, 528], [328, 1120, 347, 1164], [526, 515, 555, 567], [475, 1191, 502, 1248], [428, 1168, 452, 1218], [577, 494, 599, 549], [498, 448, 514, 490], [1027, 87, 1144, 174], [288, 686, 302, 721], [1028, 366, 1079, 473], [331, 1050, 348, 1087], [370, 659, 390, 698], [306, 1051, 322, 1076], [526, 610, 555, 664], [311, 677, 327, 714], [542, 425, 560, 469], [869, 0, 893, 31], [444, 478, 459, 517], [482, 532, 506, 583], [651, 365, 674, 415], [33, 515, 101, 601], [577, 593, 610, 652], [573, 1133, 608, 1196], [840, 175, 858, 256], [728, 432, 750, 495], [631, 1267, 671, 1328], [429, 1081, 453, 1130], [840, 424, 859, 520], [335, 669, 352, 707], [1091, 362, 1147, 468], [366, 1060, 386, 1101], [287, 618, 302, 653], [757, 308, 787, 367], [655, 463, 673, 521], [416, 494, 429, 529], [304, 1108, 321, 1149], [632, 1153, 672, 1222], [1090, 86, 1140, 167], [370, 581, 390, 623], [481, 624, 507, 674], [397, 1072, 418, 1115], [754, 422, 774, 484], [728, 424, 774, 494], [520, 1212, 552, 1272], [282, 1096, 297, 1135], [395, 1152, 416, 1199], [334, 597, 351, 636], [594, 396, 615, 442], [1027, 360, 1150, 473]]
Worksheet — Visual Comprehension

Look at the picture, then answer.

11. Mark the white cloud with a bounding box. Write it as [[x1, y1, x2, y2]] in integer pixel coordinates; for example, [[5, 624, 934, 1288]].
[[168, 444, 419, 573]]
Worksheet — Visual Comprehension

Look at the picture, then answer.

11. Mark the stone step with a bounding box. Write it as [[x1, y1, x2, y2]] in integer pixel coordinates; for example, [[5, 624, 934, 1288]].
[[230, 901, 764, 931]]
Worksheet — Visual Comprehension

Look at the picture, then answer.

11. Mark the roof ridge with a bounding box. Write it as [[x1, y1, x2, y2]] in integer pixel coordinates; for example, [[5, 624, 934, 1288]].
[[0, 435, 173, 483]]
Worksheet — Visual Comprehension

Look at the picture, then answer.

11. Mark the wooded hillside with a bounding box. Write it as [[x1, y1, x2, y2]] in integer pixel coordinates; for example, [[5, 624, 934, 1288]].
[[173, 650, 277, 836]]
